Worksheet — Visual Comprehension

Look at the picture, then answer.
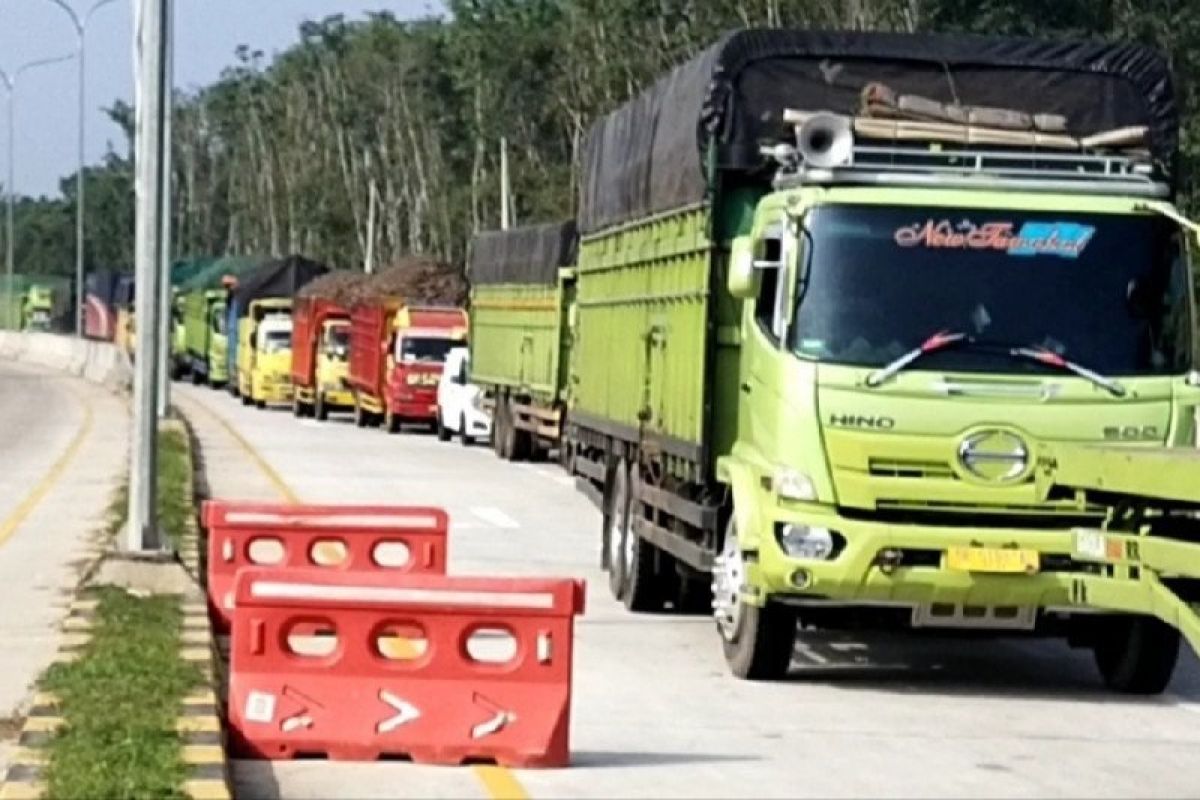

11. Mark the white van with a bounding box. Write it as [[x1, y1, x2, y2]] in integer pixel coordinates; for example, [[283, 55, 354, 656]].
[[436, 347, 491, 445]]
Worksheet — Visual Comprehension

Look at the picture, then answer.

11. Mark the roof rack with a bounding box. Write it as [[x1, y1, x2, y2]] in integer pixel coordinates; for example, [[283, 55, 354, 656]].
[[770, 110, 1170, 198]]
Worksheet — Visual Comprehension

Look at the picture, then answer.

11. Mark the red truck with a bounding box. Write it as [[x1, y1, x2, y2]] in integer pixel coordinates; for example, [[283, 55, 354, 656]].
[[291, 296, 353, 421], [347, 302, 468, 433]]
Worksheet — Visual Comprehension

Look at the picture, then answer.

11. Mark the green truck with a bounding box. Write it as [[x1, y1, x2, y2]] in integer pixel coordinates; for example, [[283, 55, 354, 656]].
[[21, 285, 53, 331], [469, 222, 577, 460], [467, 29, 1200, 692], [181, 288, 229, 386]]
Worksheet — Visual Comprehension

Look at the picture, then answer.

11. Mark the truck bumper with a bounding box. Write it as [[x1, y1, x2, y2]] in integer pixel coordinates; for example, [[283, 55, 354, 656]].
[[750, 505, 1089, 610], [255, 381, 294, 404], [321, 388, 354, 408], [391, 400, 438, 420]]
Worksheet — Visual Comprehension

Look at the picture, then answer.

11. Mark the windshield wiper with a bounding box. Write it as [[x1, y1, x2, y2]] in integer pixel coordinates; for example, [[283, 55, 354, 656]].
[[865, 331, 1127, 397], [865, 330, 966, 387], [1008, 346, 1127, 397]]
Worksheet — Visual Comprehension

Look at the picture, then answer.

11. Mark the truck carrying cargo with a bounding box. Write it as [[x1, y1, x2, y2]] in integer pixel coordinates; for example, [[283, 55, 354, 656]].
[[468, 220, 577, 461], [227, 255, 328, 404], [473, 27, 1200, 691], [83, 269, 127, 341], [291, 295, 352, 420], [348, 302, 468, 433], [181, 288, 228, 385]]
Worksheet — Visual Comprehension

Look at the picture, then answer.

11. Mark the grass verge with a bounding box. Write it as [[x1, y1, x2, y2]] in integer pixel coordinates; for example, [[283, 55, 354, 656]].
[[157, 426, 191, 549], [39, 421, 201, 799], [40, 589, 201, 799]]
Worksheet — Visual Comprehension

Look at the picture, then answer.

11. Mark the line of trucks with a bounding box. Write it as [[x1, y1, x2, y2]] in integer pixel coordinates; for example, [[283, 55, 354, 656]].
[[171, 27, 1200, 694]]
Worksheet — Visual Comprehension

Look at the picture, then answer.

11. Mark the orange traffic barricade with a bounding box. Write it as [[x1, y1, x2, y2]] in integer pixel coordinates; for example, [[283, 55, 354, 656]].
[[202, 500, 448, 631], [226, 567, 586, 767]]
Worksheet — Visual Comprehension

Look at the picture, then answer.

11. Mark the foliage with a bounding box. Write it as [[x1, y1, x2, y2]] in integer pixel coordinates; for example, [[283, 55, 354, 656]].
[[9, 1, 1200, 279]]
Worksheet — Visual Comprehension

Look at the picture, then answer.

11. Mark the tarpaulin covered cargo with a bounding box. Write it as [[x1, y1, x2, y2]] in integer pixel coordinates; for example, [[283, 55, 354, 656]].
[[230, 254, 330, 317], [468, 221, 578, 286], [578, 28, 1179, 233], [174, 255, 260, 293]]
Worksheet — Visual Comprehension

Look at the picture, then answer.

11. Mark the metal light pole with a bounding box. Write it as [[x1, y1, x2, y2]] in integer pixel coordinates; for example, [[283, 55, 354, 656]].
[[127, 0, 169, 552], [0, 54, 74, 331], [44, 0, 120, 337], [156, 0, 173, 419]]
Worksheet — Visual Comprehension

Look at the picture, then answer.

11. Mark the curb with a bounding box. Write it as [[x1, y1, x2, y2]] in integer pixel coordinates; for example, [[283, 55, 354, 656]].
[[173, 417, 233, 800]]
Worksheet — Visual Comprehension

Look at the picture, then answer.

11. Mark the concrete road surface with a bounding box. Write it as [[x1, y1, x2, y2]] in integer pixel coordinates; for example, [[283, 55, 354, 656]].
[[177, 383, 1200, 799], [0, 362, 128, 774]]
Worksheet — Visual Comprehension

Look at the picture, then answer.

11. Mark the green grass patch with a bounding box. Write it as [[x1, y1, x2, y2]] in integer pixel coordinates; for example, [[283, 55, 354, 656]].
[[156, 427, 191, 549], [38, 422, 202, 798], [40, 587, 201, 800]]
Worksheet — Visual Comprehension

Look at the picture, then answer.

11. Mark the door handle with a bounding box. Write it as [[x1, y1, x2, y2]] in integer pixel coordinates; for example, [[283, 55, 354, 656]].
[[740, 382, 752, 394]]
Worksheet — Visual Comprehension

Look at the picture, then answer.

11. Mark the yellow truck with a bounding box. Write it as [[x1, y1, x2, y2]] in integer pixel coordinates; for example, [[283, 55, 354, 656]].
[[237, 298, 293, 408], [291, 296, 353, 420]]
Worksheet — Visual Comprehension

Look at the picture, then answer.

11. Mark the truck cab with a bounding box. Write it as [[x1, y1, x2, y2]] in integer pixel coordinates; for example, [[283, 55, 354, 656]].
[[315, 318, 352, 416], [238, 297, 293, 407], [21, 286, 52, 332], [712, 114, 1200, 690], [207, 297, 228, 386], [381, 307, 467, 433]]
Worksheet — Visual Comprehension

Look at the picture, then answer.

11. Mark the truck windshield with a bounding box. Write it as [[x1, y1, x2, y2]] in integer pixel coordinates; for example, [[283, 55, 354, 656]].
[[325, 325, 350, 359], [397, 336, 455, 364], [788, 204, 1192, 377], [260, 330, 291, 353]]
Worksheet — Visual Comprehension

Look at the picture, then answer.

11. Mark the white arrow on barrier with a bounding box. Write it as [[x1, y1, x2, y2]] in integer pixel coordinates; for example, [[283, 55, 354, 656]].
[[376, 690, 421, 733]]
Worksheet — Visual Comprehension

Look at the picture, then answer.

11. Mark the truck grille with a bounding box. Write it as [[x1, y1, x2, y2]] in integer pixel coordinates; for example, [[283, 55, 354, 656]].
[[868, 458, 955, 480]]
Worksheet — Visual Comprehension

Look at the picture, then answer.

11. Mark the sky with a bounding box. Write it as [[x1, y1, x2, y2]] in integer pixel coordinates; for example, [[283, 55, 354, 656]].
[[0, 0, 442, 199]]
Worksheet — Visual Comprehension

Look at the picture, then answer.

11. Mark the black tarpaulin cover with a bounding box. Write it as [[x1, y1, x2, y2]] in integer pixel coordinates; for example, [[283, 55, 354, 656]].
[[469, 221, 578, 286], [578, 28, 1179, 234], [231, 254, 329, 316]]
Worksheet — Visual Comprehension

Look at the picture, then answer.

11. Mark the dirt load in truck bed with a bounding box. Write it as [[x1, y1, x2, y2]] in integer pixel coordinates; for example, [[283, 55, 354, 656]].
[[297, 257, 468, 308]]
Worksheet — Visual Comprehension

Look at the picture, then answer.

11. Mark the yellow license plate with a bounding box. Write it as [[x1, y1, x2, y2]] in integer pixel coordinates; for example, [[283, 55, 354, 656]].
[[946, 546, 1039, 574]]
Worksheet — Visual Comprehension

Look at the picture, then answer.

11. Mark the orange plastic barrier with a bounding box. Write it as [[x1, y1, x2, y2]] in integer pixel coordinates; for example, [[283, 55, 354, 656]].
[[227, 567, 586, 767], [202, 500, 448, 631]]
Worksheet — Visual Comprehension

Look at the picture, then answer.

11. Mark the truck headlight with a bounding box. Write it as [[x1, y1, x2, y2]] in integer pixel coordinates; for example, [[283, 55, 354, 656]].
[[772, 467, 816, 502], [776, 524, 836, 560]]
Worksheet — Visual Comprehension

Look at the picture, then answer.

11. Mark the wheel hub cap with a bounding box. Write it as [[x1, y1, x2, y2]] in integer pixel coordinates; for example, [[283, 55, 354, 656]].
[[712, 528, 744, 640]]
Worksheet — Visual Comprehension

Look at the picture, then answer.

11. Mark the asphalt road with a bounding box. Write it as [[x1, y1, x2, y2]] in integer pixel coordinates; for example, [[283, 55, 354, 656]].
[[177, 381, 1200, 799], [0, 362, 127, 774]]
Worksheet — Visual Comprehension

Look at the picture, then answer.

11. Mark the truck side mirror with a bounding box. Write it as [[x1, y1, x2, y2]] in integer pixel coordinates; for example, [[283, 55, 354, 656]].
[[728, 236, 760, 299]]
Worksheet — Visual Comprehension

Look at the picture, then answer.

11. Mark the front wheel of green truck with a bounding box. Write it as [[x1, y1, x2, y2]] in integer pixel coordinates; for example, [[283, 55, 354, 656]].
[[714, 519, 796, 680], [1093, 616, 1180, 695]]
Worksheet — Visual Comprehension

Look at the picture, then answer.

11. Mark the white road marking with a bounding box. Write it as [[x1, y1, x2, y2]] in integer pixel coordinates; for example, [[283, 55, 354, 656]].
[[470, 506, 520, 530]]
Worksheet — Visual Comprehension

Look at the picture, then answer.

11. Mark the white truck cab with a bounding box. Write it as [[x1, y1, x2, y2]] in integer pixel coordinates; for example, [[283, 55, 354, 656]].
[[436, 347, 491, 445]]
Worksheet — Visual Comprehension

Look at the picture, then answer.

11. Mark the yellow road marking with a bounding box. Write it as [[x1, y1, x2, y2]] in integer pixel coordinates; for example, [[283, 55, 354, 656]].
[[0, 390, 94, 549], [183, 391, 533, 800], [472, 766, 530, 800]]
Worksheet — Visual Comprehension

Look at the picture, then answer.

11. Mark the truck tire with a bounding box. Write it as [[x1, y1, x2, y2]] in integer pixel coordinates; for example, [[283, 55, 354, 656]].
[[292, 398, 304, 418], [436, 411, 451, 442], [315, 393, 329, 422], [604, 459, 632, 601], [460, 415, 474, 447], [353, 402, 368, 428], [255, 399, 266, 410], [493, 399, 509, 458], [1093, 616, 1180, 694], [190, 368, 203, 385], [384, 407, 402, 434], [241, 392, 252, 407], [714, 518, 795, 680], [622, 468, 664, 612]]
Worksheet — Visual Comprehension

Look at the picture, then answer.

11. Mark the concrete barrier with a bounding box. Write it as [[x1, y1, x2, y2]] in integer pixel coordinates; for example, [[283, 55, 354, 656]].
[[0, 332, 133, 394]]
